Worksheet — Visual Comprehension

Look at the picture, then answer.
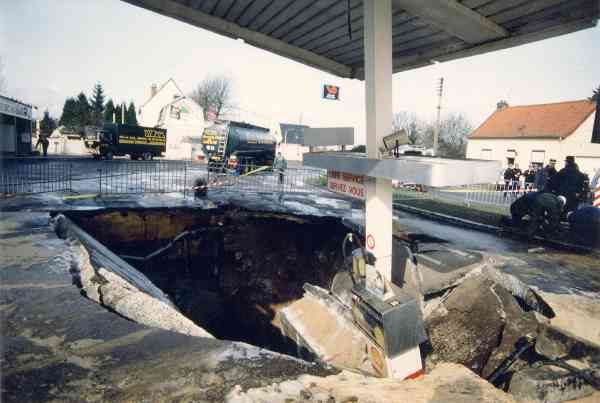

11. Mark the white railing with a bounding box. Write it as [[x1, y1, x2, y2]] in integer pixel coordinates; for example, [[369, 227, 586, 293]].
[[393, 181, 539, 213]]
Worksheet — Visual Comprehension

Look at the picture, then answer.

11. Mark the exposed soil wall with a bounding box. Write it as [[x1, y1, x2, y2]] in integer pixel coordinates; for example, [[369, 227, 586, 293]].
[[67, 207, 349, 354]]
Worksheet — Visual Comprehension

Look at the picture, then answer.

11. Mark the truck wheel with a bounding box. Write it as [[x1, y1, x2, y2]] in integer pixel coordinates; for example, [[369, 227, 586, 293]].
[[143, 152, 152, 161], [105, 151, 113, 160], [131, 154, 138, 160]]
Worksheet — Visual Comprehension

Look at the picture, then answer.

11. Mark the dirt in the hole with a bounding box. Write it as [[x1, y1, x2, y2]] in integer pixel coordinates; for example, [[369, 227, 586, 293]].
[[79, 209, 350, 355]]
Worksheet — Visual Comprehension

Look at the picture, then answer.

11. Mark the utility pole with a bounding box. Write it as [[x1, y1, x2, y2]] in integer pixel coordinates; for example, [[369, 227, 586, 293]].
[[433, 77, 444, 156]]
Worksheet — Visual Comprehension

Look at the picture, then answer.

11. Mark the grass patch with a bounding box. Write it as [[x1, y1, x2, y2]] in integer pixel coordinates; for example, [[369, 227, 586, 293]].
[[394, 194, 508, 227]]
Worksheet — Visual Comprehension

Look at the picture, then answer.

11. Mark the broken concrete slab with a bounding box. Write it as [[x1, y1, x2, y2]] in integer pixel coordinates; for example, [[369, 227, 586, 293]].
[[279, 284, 376, 376], [57, 215, 214, 338], [226, 363, 517, 403], [539, 292, 600, 348], [481, 283, 539, 380], [536, 324, 600, 365], [509, 365, 597, 403], [425, 275, 507, 374]]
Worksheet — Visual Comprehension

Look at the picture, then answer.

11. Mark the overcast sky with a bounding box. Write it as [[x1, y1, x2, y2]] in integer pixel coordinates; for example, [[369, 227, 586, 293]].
[[1, 0, 599, 143]]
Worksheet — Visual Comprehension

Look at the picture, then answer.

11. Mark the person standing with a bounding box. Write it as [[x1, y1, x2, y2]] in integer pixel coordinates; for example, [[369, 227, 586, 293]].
[[512, 163, 522, 197], [35, 133, 50, 157], [549, 156, 587, 215], [503, 164, 515, 199], [542, 159, 558, 192], [274, 152, 287, 185], [523, 164, 537, 191]]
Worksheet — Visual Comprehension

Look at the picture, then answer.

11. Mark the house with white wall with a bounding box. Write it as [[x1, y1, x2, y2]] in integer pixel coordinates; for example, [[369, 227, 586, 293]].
[[138, 79, 184, 127], [466, 100, 600, 178], [156, 96, 206, 160]]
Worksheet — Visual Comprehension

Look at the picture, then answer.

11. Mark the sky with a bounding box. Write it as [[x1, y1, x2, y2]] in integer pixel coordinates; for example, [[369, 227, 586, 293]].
[[1, 0, 599, 144]]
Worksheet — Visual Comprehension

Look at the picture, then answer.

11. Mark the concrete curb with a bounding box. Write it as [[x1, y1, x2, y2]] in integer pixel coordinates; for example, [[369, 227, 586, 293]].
[[393, 202, 501, 234]]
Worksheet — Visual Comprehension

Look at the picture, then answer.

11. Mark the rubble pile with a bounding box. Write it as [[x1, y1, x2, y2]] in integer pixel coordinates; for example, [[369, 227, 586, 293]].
[[423, 270, 599, 402]]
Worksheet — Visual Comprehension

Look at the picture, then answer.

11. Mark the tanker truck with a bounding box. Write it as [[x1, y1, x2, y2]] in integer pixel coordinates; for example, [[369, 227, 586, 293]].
[[200, 120, 276, 169]]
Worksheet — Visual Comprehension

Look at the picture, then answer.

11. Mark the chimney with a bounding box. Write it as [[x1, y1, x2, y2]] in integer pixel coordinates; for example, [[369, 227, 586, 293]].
[[496, 100, 509, 110]]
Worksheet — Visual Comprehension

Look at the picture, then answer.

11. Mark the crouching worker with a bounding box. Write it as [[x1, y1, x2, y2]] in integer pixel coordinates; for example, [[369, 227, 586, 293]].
[[510, 192, 566, 238], [193, 177, 208, 199], [568, 207, 600, 247]]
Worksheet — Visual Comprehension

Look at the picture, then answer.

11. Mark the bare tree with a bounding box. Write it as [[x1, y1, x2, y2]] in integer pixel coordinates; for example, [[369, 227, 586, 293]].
[[0, 56, 6, 93], [436, 113, 473, 158], [190, 75, 234, 119], [392, 112, 424, 145]]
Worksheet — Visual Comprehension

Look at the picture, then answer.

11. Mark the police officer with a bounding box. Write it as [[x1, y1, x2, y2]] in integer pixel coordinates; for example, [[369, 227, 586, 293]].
[[510, 191, 566, 237], [549, 156, 587, 214]]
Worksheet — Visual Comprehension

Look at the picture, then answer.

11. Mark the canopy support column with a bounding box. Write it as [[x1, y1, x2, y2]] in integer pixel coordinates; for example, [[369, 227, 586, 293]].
[[364, 0, 393, 282]]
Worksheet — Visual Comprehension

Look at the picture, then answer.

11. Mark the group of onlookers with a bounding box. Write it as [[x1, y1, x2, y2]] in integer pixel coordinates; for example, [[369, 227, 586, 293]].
[[504, 157, 590, 209], [509, 156, 599, 245]]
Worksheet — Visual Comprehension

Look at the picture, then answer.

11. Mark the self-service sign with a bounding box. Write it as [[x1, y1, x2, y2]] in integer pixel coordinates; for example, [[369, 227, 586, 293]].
[[327, 170, 365, 200]]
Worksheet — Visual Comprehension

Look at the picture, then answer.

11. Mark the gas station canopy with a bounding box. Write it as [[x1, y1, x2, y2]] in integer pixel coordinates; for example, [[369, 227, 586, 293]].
[[123, 0, 598, 79]]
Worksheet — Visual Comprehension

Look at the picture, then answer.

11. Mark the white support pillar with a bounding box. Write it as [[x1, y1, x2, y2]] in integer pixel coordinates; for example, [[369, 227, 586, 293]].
[[364, 0, 393, 282]]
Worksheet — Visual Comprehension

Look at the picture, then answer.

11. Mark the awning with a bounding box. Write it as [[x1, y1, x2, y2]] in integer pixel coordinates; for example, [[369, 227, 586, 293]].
[[122, 0, 599, 79]]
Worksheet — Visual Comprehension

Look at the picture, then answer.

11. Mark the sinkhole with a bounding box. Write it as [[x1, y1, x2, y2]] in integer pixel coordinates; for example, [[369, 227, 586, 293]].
[[64, 207, 349, 355]]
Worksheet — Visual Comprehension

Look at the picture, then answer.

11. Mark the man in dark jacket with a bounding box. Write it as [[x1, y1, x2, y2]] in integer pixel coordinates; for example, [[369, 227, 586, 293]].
[[549, 156, 587, 214], [510, 192, 565, 237], [503, 164, 516, 198], [539, 159, 557, 192]]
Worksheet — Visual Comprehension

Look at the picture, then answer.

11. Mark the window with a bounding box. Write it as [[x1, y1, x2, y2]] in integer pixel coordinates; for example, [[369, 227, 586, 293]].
[[481, 148, 492, 160], [531, 150, 545, 164]]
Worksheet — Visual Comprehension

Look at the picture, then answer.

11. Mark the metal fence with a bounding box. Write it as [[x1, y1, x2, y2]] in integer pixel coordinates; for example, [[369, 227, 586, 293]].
[[392, 181, 538, 213], [97, 160, 189, 194], [0, 159, 72, 194], [0, 158, 327, 197], [205, 162, 327, 195]]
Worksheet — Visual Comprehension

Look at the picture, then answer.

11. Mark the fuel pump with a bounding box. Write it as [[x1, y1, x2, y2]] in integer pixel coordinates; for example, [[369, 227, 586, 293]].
[[331, 233, 427, 378]]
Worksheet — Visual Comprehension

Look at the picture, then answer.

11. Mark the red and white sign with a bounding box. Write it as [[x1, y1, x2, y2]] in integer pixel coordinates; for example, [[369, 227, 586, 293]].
[[366, 234, 375, 250], [327, 170, 365, 200]]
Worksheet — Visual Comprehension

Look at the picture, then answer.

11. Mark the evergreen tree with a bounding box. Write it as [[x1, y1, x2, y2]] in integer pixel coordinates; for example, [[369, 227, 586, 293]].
[[75, 92, 92, 127], [590, 85, 600, 102], [126, 101, 138, 125], [104, 99, 115, 123], [91, 82, 105, 126], [59, 97, 78, 127], [40, 110, 57, 135], [115, 104, 123, 124]]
